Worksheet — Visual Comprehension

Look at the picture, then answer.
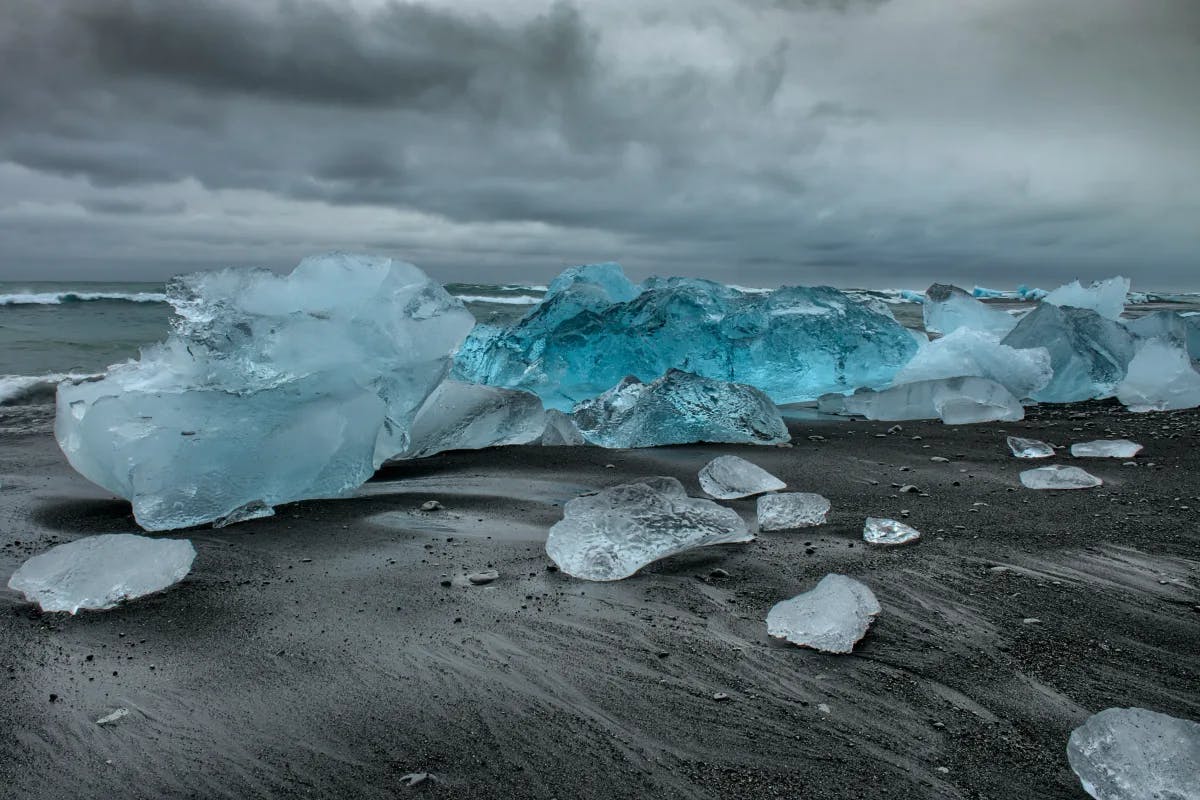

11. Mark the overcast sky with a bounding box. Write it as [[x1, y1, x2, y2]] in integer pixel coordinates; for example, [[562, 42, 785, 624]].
[[1, 0, 1197, 289]]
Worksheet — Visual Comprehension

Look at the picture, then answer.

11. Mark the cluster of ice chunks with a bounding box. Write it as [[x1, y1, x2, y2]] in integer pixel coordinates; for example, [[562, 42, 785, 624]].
[[863, 517, 921, 546], [698, 455, 786, 499], [56, 254, 476, 530], [1066, 707, 1200, 800], [454, 262, 920, 410], [757, 493, 830, 530], [544, 477, 753, 581], [571, 370, 789, 449], [400, 381, 546, 459], [1071, 440, 1142, 459], [1020, 465, 1102, 490], [1007, 436, 1055, 459], [893, 328, 1052, 400], [1116, 339, 1200, 412], [766, 574, 881, 653], [829, 376, 1023, 424], [8, 534, 195, 613], [922, 283, 1018, 337]]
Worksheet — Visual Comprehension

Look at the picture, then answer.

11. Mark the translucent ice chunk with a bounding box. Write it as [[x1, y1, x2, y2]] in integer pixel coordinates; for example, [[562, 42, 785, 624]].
[[1043, 276, 1130, 320], [1001, 304, 1135, 403], [766, 574, 881, 653], [401, 381, 545, 459], [757, 493, 830, 530], [1116, 339, 1200, 412], [841, 377, 1023, 423], [540, 409, 587, 446], [7, 534, 195, 613], [1067, 707, 1200, 800], [1020, 465, 1102, 490], [1124, 311, 1200, 359], [922, 283, 1017, 336], [1007, 436, 1055, 459], [863, 517, 921, 546], [698, 455, 787, 499], [894, 328, 1052, 400], [544, 477, 753, 581], [571, 370, 790, 448], [1070, 440, 1143, 459]]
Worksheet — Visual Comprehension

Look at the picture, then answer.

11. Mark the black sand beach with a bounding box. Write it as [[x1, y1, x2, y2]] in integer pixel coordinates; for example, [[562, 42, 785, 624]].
[[2, 404, 1198, 799]]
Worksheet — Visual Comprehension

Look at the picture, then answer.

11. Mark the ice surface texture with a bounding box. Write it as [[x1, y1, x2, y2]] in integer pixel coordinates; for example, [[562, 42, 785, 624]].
[[1071, 440, 1142, 459], [839, 377, 1023, 423], [8, 534, 195, 613], [572, 370, 789, 448], [757, 493, 830, 530], [1066, 707, 1200, 800], [1007, 436, 1055, 459], [1044, 277, 1130, 320], [1020, 465, 1102, 490], [1124, 312, 1200, 359], [1117, 340, 1200, 412], [863, 517, 921, 546], [766, 574, 881, 653], [699, 455, 787, 499], [455, 263, 919, 409], [894, 329, 1052, 400], [545, 477, 752, 581], [56, 254, 475, 530], [401, 381, 545, 459], [1002, 304, 1135, 403], [540, 409, 587, 446], [922, 284, 1017, 337]]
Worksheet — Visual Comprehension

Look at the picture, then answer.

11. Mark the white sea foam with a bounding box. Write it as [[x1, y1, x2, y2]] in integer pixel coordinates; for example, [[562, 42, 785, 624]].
[[0, 373, 102, 405], [0, 291, 168, 305], [452, 293, 543, 305]]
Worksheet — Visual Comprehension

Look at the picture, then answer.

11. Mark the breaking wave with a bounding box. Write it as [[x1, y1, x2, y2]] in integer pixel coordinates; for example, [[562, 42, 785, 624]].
[[0, 291, 168, 306], [0, 373, 102, 406]]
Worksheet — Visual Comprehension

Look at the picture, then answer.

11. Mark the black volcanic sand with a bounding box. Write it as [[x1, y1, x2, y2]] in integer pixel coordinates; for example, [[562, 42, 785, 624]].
[[1, 402, 1197, 800]]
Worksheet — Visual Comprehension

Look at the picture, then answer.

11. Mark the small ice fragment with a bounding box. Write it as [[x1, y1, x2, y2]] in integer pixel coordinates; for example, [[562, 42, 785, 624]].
[[863, 517, 921, 546], [7, 534, 196, 613], [1116, 339, 1200, 412], [1066, 707, 1200, 800], [757, 493, 830, 531], [766, 574, 881, 653], [545, 477, 752, 581], [96, 708, 130, 726], [1020, 465, 1102, 490], [466, 570, 499, 585], [1007, 436, 1055, 459], [698, 455, 786, 499], [1071, 440, 1143, 459]]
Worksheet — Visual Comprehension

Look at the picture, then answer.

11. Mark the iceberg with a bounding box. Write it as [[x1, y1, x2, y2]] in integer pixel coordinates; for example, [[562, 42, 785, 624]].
[[1043, 276, 1130, 320], [1067, 707, 1200, 800], [1020, 465, 1102, 490], [839, 377, 1023, 423], [544, 477, 753, 581], [893, 328, 1052, 400], [8, 534, 195, 613], [540, 409, 587, 446], [454, 263, 919, 409], [698, 455, 787, 499], [863, 517, 921, 546], [400, 381, 545, 459], [1007, 436, 1055, 459], [571, 370, 789, 449], [56, 254, 475, 530], [766, 574, 881, 653], [1070, 440, 1142, 459], [922, 283, 1018, 337], [1116, 339, 1200, 412], [757, 492, 830, 530], [1001, 303, 1135, 403]]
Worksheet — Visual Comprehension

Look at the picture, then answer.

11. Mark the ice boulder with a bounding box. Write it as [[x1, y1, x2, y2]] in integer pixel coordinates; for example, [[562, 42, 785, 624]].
[[540, 409, 587, 446], [1116, 339, 1200, 412], [839, 377, 1023, 423], [544, 477, 753, 581], [766, 574, 881, 653], [893, 328, 1052, 400], [757, 493, 830, 530], [1020, 465, 1102, 490], [1124, 311, 1200, 359], [400, 381, 546, 459], [1071, 440, 1142, 459], [571, 370, 789, 448], [56, 254, 475, 530], [698, 455, 786, 499], [863, 517, 921, 546], [1007, 436, 1055, 459], [1067, 707, 1200, 800], [8, 534, 195, 613], [455, 263, 919, 409], [1043, 276, 1130, 320], [922, 283, 1017, 337]]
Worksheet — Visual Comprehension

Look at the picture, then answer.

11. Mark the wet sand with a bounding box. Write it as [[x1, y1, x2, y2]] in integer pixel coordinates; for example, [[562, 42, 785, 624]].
[[1, 402, 1198, 799]]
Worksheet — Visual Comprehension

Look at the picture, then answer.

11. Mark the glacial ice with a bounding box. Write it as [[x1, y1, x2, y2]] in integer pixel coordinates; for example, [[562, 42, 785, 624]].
[[571, 370, 789, 448], [454, 262, 919, 409], [893, 328, 1052, 400], [56, 254, 474, 530], [1020, 465, 1102, 490], [1007, 436, 1055, 459], [1116, 339, 1200, 412], [863, 517, 921, 546], [1070, 440, 1143, 459], [1001, 303, 1135, 403], [1043, 276, 1130, 320], [838, 377, 1023, 423], [1066, 707, 1200, 800], [7, 534, 196, 613], [757, 493, 830, 530], [544, 477, 753, 581], [401, 380, 545, 459], [922, 284, 1017, 337], [698, 455, 787, 499], [766, 574, 881, 653], [1124, 311, 1200, 359], [540, 409, 587, 446]]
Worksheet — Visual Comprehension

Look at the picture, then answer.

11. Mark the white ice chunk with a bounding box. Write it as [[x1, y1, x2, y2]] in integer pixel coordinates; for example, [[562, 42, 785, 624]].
[[863, 517, 921, 546], [922, 284, 1017, 336], [1071, 440, 1143, 459], [1044, 276, 1130, 320], [841, 377, 1023, 423], [766, 574, 881, 653], [757, 493, 830, 530], [7, 534, 195, 613], [1116, 339, 1200, 413], [698, 455, 787, 499], [1067, 707, 1200, 800], [540, 409, 587, 446], [1007, 436, 1055, 459], [894, 329, 1052, 400], [545, 477, 753, 581], [401, 380, 545, 458], [1020, 465, 1102, 490]]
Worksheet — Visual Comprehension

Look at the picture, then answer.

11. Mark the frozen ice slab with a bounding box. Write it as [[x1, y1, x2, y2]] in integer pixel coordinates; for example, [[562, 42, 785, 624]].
[[841, 377, 1023, 423], [400, 381, 545, 459], [540, 409, 587, 446], [7, 534, 195, 613], [1020, 465, 1102, 490], [894, 328, 1052, 400], [1071, 440, 1142, 459], [698, 455, 787, 499], [455, 262, 919, 409], [1043, 276, 1130, 320], [572, 370, 789, 448], [1007, 436, 1055, 459], [757, 493, 830, 530], [1067, 707, 1200, 800], [1117, 339, 1200, 412], [544, 477, 752, 581], [1001, 303, 1135, 403], [922, 283, 1018, 337], [766, 574, 881, 653], [863, 517, 921, 546], [56, 254, 474, 530]]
